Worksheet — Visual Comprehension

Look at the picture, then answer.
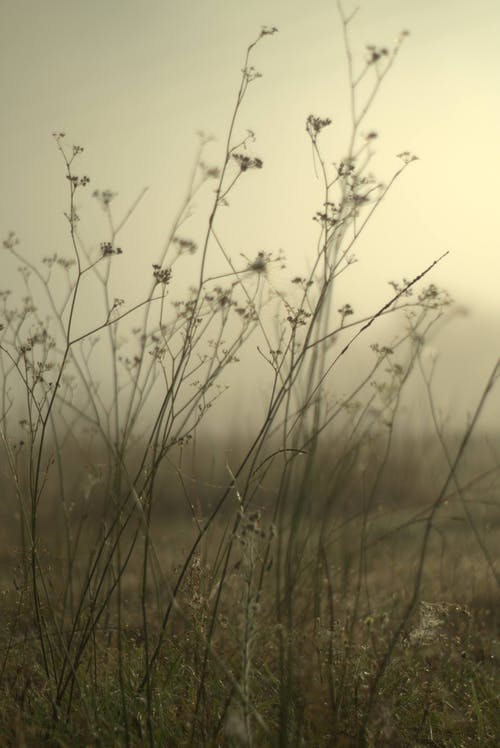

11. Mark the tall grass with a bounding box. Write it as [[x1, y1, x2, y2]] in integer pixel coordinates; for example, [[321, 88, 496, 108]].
[[1, 4, 498, 746]]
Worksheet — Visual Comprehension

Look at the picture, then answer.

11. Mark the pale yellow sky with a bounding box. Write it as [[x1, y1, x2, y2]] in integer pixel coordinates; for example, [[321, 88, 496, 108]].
[[1, 0, 499, 428]]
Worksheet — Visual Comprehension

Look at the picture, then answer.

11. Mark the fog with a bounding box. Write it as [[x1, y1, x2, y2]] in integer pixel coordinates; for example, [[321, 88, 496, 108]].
[[1, 0, 499, 435]]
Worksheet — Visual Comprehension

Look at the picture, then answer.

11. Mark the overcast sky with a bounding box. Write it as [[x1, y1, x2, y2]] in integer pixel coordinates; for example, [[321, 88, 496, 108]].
[[1, 0, 499, 429]]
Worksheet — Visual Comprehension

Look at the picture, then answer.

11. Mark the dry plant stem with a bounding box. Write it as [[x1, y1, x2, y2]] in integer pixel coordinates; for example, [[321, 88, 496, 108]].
[[137, 31, 279, 683], [359, 355, 500, 744], [110, 457, 271, 737], [191, 87, 441, 744], [2, 151, 153, 690], [335, 334, 426, 710], [99, 152, 203, 446], [337, 0, 404, 152], [416, 351, 500, 587], [293, 252, 449, 437], [15, 101, 264, 708], [296, 0, 409, 419], [178, 32, 267, 363]]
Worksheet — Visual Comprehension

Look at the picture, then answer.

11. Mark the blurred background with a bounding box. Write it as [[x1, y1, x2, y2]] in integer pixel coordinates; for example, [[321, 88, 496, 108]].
[[1, 0, 499, 433]]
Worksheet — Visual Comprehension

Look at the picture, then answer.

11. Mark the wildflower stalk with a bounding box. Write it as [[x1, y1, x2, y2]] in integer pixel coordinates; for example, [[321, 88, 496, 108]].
[[358, 355, 500, 744]]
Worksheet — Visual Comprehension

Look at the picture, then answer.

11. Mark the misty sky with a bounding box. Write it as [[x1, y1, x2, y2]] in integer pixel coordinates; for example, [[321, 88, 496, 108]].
[[1, 0, 499, 427]]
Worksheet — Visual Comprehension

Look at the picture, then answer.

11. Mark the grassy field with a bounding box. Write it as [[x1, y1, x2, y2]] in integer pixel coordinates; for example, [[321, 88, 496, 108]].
[[0, 436, 498, 746]]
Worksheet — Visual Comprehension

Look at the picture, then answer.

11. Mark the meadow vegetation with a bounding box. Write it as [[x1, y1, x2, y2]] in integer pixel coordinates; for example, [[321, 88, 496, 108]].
[[0, 4, 498, 746]]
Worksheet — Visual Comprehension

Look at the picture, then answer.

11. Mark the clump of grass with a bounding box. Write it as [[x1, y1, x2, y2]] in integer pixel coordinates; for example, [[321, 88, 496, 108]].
[[0, 3, 498, 746]]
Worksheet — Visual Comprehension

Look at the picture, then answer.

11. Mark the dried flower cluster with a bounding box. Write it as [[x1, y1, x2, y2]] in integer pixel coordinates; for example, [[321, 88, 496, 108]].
[[232, 153, 263, 172], [101, 241, 123, 256], [152, 264, 172, 285]]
